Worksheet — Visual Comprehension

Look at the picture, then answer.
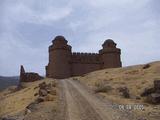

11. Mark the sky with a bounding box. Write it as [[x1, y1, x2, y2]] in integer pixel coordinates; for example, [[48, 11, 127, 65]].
[[0, 0, 160, 76]]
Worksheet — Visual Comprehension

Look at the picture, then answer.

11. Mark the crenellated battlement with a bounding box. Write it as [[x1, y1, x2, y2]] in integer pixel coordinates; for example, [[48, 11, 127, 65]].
[[72, 52, 99, 56], [71, 52, 101, 64], [46, 36, 122, 79]]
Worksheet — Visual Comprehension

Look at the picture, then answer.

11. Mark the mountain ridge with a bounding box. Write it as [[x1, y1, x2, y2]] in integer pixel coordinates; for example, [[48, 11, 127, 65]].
[[0, 76, 19, 91]]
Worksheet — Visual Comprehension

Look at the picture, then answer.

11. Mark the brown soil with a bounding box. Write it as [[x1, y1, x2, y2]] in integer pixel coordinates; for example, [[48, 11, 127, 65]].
[[56, 79, 138, 120], [74, 61, 160, 120]]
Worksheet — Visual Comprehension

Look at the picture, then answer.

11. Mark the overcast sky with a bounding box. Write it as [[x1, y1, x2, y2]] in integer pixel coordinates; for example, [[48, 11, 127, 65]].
[[0, 0, 160, 76]]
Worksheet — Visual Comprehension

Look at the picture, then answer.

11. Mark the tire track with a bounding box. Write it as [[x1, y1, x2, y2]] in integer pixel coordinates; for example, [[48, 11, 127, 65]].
[[57, 79, 137, 120], [67, 80, 103, 120]]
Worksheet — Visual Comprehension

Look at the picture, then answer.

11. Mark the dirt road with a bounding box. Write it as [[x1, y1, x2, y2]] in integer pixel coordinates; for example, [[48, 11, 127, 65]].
[[56, 79, 137, 120]]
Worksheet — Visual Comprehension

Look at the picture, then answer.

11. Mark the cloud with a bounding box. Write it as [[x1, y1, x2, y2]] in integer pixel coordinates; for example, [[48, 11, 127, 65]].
[[0, 0, 160, 76], [2, 0, 72, 25], [0, 30, 47, 75]]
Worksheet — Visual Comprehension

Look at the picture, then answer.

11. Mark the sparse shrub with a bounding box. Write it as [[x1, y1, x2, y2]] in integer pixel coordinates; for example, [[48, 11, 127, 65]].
[[154, 79, 160, 92], [95, 85, 112, 93], [7, 86, 18, 93], [39, 82, 47, 89], [141, 88, 155, 97], [136, 86, 141, 90], [125, 70, 139, 75], [94, 82, 101, 88], [39, 89, 48, 96], [34, 93, 38, 96], [36, 97, 45, 103], [118, 82, 125, 85], [143, 64, 150, 69], [34, 86, 39, 89], [45, 94, 55, 101], [146, 93, 160, 104], [141, 81, 146, 85], [49, 88, 56, 95], [73, 78, 78, 81], [51, 81, 57, 87], [118, 87, 130, 98]]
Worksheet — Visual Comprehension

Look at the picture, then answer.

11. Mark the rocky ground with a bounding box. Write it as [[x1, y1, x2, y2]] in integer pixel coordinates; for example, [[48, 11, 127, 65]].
[[56, 79, 138, 120], [0, 78, 58, 120], [0, 61, 160, 120], [73, 61, 160, 120]]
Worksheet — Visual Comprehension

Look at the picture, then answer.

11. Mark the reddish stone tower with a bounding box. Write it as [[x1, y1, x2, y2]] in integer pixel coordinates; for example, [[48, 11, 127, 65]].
[[46, 36, 122, 79], [99, 39, 122, 68], [46, 36, 72, 79]]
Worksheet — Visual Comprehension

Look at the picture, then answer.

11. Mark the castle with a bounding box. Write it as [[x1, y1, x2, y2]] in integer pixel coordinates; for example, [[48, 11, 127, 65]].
[[46, 36, 122, 79]]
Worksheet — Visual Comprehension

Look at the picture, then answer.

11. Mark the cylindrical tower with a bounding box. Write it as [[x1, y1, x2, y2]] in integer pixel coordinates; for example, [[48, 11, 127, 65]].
[[46, 36, 72, 79], [99, 39, 122, 68]]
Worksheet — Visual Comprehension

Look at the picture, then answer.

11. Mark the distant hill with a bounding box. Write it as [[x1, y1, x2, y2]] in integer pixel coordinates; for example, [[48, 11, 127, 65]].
[[0, 76, 19, 91]]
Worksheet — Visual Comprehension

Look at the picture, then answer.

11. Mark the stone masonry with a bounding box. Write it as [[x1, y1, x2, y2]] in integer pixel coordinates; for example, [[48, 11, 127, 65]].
[[20, 65, 43, 82], [46, 36, 122, 79]]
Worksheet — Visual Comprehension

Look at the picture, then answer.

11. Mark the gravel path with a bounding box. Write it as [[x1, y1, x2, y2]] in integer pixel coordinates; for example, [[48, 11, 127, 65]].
[[56, 79, 137, 120]]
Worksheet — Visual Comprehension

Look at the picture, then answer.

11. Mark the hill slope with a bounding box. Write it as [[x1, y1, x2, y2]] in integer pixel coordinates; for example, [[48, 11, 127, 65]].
[[74, 61, 160, 120], [0, 78, 58, 120], [0, 76, 19, 91]]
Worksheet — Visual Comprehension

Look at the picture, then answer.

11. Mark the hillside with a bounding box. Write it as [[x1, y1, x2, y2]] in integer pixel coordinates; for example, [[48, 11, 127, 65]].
[[73, 61, 160, 119], [0, 78, 58, 120], [0, 76, 19, 91], [0, 61, 160, 120]]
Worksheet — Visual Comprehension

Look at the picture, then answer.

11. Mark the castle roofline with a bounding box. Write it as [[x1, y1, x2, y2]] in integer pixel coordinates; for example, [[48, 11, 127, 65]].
[[52, 35, 68, 45], [102, 39, 117, 48]]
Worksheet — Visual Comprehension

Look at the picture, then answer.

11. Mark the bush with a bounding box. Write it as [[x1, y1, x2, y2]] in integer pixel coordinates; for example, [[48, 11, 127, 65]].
[[117, 87, 130, 98], [95, 85, 112, 93], [73, 78, 78, 81], [94, 82, 101, 87], [143, 64, 150, 69], [141, 88, 155, 97]]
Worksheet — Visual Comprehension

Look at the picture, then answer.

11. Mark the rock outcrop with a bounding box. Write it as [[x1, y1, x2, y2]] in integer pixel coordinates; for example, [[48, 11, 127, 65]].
[[141, 80, 160, 104], [118, 87, 130, 98]]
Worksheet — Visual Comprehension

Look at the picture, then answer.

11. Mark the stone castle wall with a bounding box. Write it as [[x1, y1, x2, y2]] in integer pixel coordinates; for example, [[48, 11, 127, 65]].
[[71, 52, 100, 63], [70, 52, 102, 76], [46, 36, 122, 79]]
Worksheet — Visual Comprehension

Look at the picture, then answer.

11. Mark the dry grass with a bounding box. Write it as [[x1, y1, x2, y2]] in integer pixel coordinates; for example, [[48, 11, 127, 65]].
[[76, 61, 160, 119], [94, 84, 113, 93], [0, 78, 58, 117]]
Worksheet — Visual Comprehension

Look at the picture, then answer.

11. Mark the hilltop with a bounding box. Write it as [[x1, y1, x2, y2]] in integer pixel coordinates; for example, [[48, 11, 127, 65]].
[[0, 61, 160, 120], [74, 61, 160, 119]]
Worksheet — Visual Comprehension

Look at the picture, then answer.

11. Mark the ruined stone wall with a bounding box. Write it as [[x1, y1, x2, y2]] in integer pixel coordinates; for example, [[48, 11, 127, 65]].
[[20, 65, 43, 82]]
